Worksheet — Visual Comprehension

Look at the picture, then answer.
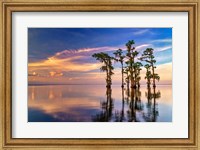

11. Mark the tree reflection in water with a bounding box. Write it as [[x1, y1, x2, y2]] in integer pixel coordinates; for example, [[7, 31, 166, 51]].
[[126, 88, 143, 122], [143, 87, 161, 122], [92, 86, 161, 122], [115, 87, 125, 122], [92, 88, 114, 122]]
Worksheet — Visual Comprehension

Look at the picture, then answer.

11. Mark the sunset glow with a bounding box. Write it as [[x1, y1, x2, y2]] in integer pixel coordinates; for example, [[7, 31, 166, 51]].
[[28, 28, 173, 122], [28, 28, 172, 85]]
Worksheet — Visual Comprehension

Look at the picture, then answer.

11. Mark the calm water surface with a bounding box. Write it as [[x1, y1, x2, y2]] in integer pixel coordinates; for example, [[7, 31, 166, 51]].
[[28, 85, 172, 122]]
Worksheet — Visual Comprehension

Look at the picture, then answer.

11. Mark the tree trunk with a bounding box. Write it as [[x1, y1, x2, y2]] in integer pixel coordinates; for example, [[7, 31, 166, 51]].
[[132, 56, 136, 89], [147, 78, 150, 88], [127, 75, 130, 90], [130, 73, 134, 88], [152, 64, 156, 88], [106, 63, 110, 88], [130, 55, 135, 89], [134, 67, 137, 89], [152, 86, 156, 122], [121, 63, 124, 88]]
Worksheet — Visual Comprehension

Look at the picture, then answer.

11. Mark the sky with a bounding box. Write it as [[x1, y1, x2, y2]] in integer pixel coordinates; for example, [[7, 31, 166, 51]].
[[28, 28, 172, 85]]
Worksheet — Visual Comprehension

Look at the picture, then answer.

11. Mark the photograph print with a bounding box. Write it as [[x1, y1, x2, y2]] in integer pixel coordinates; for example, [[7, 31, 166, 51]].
[[28, 28, 172, 122]]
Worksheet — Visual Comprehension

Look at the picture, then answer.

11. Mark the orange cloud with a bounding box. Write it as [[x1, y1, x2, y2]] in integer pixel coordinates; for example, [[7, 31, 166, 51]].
[[49, 71, 63, 77], [28, 46, 172, 85], [29, 55, 101, 73]]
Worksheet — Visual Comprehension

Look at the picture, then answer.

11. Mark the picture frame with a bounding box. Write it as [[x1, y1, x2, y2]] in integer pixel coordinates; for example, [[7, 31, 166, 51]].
[[0, 0, 199, 149]]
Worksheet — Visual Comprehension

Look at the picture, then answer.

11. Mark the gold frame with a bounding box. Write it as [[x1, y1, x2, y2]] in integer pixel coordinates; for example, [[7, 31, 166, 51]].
[[0, 0, 199, 149]]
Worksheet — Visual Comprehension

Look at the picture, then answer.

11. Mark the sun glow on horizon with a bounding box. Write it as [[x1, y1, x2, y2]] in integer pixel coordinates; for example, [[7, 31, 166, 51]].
[[28, 46, 172, 85]]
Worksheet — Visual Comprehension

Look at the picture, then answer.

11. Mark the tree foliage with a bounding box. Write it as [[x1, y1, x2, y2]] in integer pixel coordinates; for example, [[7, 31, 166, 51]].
[[92, 52, 114, 88], [140, 48, 160, 87], [113, 49, 125, 87]]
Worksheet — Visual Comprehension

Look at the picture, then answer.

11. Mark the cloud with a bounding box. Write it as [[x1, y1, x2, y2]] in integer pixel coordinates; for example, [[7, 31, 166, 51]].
[[28, 46, 123, 77], [154, 46, 172, 52], [28, 42, 172, 84], [151, 39, 172, 43], [135, 44, 152, 50], [28, 46, 122, 74], [133, 29, 155, 36], [154, 54, 172, 65], [133, 29, 149, 35], [53, 47, 116, 59], [29, 55, 101, 73], [49, 71, 63, 77]]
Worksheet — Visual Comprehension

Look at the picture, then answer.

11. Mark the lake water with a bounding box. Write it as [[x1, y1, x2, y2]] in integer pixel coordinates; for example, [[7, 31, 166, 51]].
[[28, 85, 172, 122]]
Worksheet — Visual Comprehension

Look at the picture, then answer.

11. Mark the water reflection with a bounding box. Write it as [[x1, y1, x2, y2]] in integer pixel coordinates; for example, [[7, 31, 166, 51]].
[[92, 88, 114, 122], [28, 85, 172, 122], [126, 88, 143, 122], [143, 87, 161, 122]]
